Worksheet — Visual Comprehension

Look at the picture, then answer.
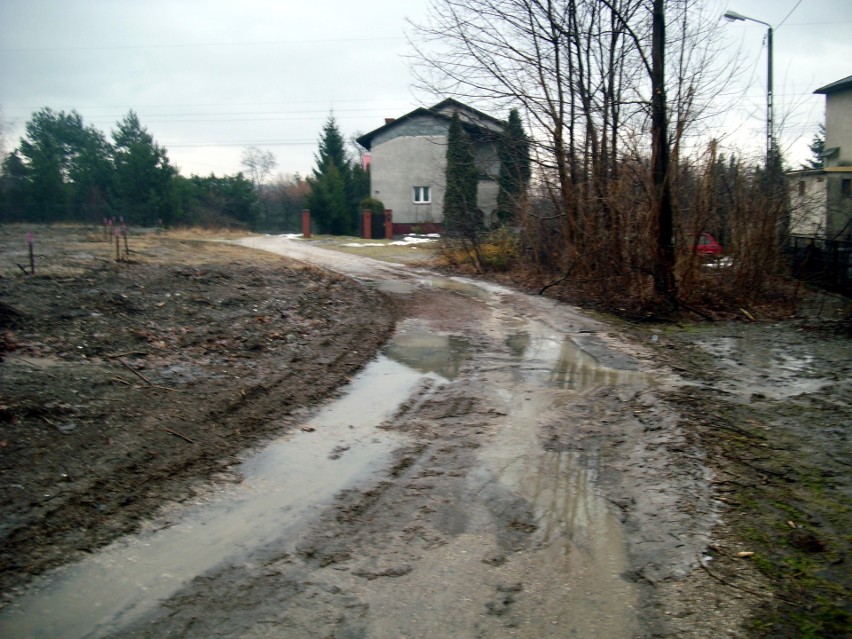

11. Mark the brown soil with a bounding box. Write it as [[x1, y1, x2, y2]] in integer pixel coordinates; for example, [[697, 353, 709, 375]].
[[0, 225, 395, 597]]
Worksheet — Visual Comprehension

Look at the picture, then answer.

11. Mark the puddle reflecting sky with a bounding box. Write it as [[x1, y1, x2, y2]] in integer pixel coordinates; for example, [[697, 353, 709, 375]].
[[384, 333, 471, 380], [694, 332, 830, 398], [507, 330, 646, 390]]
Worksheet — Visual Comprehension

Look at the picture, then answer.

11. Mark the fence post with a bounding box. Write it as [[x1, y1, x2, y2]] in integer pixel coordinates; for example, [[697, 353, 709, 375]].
[[384, 210, 393, 240], [302, 209, 312, 238], [362, 210, 372, 240]]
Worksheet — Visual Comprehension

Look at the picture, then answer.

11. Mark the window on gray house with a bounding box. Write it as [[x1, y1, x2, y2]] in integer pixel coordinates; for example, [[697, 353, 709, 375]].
[[413, 186, 431, 203], [843, 179, 851, 197], [798, 181, 805, 196]]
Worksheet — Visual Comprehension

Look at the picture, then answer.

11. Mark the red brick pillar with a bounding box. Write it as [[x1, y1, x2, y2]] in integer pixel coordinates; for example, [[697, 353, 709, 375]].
[[301, 209, 311, 238], [362, 210, 372, 240], [384, 210, 393, 240]]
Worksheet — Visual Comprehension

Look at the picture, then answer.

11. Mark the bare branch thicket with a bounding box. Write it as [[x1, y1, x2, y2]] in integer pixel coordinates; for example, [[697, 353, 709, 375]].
[[410, 0, 789, 313]]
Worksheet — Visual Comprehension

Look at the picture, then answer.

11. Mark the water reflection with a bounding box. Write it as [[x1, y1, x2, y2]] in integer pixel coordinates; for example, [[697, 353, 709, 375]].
[[508, 331, 645, 390], [384, 333, 471, 380], [695, 332, 828, 398], [420, 277, 492, 299]]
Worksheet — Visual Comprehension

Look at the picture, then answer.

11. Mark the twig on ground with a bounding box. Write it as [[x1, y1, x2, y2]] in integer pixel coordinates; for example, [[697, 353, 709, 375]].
[[106, 351, 149, 359], [118, 358, 152, 385], [162, 427, 195, 444], [698, 555, 791, 604]]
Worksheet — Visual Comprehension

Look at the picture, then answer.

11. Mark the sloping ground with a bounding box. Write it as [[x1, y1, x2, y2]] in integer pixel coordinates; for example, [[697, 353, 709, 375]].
[[0, 226, 395, 596]]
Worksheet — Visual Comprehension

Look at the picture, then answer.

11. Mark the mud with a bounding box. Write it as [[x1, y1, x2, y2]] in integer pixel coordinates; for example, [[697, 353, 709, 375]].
[[0, 227, 395, 598], [1, 227, 849, 638]]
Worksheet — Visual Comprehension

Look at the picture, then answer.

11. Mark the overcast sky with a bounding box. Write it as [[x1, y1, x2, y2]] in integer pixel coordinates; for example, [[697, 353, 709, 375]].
[[1, 0, 850, 178]]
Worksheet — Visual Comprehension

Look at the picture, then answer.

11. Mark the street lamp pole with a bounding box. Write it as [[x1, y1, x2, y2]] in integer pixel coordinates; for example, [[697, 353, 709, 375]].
[[724, 10, 774, 163]]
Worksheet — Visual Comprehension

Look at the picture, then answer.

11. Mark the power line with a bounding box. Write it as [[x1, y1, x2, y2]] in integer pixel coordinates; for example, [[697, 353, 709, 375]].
[[0, 36, 407, 54]]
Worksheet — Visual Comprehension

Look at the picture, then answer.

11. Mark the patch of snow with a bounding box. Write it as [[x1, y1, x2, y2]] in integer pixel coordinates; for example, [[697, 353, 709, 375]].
[[341, 234, 439, 249]]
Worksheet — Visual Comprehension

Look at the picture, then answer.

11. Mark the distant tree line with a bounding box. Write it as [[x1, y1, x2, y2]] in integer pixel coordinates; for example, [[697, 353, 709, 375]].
[[0, 108, 307, 230]]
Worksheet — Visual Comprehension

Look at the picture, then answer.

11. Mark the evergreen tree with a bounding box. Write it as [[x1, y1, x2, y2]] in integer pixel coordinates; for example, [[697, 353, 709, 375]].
[[349, 161, 371, 217], [308, 115, 357, 234], [9, 108, 112, 222], [112, 111, 176, 225], [496, 109, 531, 225], [443, 113, 479, 239], [803, 124, 825, 170], [69, 124, 114, 221]]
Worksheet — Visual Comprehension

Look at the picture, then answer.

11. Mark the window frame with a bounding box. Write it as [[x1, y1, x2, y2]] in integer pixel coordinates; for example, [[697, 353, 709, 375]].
[[412, 185, 431, 204]]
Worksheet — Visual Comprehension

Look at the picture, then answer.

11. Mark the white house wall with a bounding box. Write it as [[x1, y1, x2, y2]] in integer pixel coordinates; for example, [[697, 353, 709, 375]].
[[788, 173, 828, 237]]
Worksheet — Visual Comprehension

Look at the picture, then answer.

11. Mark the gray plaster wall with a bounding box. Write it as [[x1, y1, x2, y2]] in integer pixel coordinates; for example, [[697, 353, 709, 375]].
[[371, 135, 448, 225], [826, 89, 852, 166], [373, 115, 450, 148], [369, 114, 502, 227]]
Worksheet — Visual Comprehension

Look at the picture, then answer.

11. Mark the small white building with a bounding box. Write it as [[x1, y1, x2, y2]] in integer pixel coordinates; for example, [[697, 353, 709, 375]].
[[787, 75, 852, 241], [356, 99, 504, 234]]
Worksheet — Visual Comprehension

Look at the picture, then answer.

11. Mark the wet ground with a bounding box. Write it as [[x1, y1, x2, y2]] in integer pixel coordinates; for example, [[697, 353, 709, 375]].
[[1, 229, 849, 638]]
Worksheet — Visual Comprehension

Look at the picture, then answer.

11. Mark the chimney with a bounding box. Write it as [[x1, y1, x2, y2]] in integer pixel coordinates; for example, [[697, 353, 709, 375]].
[[384, 118, 396, 125]]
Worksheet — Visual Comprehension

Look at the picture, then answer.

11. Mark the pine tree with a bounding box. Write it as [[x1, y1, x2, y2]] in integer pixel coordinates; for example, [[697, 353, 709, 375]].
[[112, 111, 177, 225], [496, 109, 531, 225], [308, 116, 358, 234], [443, 113, 479, 239]]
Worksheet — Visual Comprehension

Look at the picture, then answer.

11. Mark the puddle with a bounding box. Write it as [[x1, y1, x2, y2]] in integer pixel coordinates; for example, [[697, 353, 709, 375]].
[[507, 328, 647, 391], [695, 331, 830, 399], [475, 381, 638, 637], [375, 279, 415, 294], [0, 353, 438, 639], [471, 312, 642, 636], [384, 325, 472, 380], [420, 277, 492, 299]]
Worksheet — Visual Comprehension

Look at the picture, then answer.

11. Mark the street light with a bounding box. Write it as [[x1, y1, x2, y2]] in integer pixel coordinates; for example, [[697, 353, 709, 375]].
[[724, 9, 775, 164]]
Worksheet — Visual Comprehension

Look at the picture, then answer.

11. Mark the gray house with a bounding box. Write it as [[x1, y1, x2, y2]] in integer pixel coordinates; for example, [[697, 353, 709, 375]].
[[356, 99, 504, 235], [787, 75, 852, 240]]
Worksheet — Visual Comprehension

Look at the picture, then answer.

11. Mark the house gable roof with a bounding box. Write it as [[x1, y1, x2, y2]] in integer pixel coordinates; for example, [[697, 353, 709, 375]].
[[356, 98, 504, 150], [814, 75, 852, 95]]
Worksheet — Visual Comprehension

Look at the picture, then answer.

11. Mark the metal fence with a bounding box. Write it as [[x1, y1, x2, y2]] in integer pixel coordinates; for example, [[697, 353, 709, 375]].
[[786, 236, 852, 296]]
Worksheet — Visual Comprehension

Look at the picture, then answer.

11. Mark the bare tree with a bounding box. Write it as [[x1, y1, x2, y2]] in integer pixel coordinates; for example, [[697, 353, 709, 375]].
[[410, 0, 745, 312], [240, 146, 277, 189]]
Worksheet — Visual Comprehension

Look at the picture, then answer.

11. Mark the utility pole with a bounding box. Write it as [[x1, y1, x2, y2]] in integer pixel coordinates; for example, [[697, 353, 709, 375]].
[[652, 0, 675, 305]]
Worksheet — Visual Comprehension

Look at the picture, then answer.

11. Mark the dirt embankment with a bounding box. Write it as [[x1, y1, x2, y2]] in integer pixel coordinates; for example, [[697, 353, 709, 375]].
[[0, 226, 395, 597]]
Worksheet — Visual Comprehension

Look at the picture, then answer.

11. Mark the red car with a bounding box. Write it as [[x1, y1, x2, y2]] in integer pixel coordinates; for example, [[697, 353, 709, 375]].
[[694, 232, 723, 256]]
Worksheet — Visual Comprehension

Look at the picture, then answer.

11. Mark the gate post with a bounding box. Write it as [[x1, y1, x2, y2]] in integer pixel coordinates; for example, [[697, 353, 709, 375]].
[[362, 210, 372, 240], [384, 210, 393, 240], [301, 209, 311, 238]]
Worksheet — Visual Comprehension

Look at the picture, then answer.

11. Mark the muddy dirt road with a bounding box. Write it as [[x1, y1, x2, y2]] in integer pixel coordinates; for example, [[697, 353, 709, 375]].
[[2, 229, 849, 638]]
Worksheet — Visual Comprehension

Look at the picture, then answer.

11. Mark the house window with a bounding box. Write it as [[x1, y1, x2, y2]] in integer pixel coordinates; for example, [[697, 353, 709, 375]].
[[843, 179, 851, 197], [798, 181, 805, 196], [413, 186, 431, 204]]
